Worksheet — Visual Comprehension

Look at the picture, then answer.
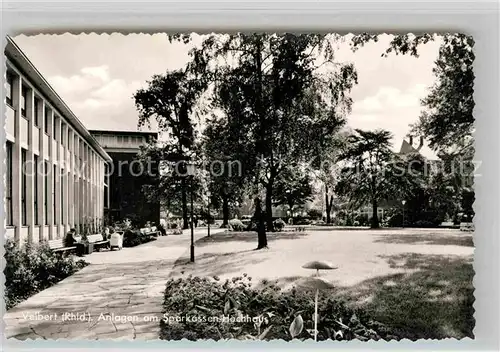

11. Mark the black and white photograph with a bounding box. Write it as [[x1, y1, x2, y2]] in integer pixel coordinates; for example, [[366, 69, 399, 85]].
[[3, 32, 475, 341]]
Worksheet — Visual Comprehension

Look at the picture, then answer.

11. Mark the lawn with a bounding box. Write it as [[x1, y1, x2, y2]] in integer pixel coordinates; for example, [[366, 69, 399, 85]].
[[170, 228, 474, 340]]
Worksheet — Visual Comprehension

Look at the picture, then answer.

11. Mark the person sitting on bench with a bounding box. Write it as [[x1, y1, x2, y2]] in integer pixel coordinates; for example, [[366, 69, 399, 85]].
[[64, 228, 81, 247]]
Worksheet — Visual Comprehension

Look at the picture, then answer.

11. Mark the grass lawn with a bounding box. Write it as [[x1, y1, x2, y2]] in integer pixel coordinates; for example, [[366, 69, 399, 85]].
[[170, 228, 474, 340]]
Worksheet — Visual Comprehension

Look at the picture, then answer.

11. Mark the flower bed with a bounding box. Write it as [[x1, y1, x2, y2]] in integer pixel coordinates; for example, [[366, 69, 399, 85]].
[[160, 275, 398, 341], [4, 239, 88, 309]]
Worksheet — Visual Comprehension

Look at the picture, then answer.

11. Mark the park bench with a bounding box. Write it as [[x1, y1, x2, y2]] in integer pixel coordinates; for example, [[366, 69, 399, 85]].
[[87, 234, 110, 251], [48, 238, 76, 254], [140, 227, 159, 238]]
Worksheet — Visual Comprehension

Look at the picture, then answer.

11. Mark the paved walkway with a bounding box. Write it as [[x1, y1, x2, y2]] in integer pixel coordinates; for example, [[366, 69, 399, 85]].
[[4, 227, 221, 340]]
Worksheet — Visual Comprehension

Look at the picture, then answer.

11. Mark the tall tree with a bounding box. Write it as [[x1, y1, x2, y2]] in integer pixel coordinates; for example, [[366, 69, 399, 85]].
[[335, 129, 416, 228], [134, 70, 207, 229], [273, 167, 314, 217], [172, 33, 357, 248], [351, 33, 475, 220], [201, 116, 247, 227]]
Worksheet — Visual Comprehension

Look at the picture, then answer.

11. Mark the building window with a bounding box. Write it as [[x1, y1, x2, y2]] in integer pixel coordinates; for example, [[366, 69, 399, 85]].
[[21, 86, 28, 117], [6, 72, 14, 106], [34, 97, 40, 127], [44, 107, 50, 134], [60, 123, 65, 146], [53, 165, 57, 225], [6, 142, 13, 226], [34, 155, 39, 225], [53, 116, 57, 139], [104, 185, 109, 209], [21, 149, 27, 226], [61, 170, 64, 224], [44, 161, 49, 225]]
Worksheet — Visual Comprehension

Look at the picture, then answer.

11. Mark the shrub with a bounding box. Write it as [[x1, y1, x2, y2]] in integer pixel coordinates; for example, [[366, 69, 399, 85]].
[[307, 208, 323, 220], [228, 218, 246, 232], [160, 275, 397, 341], [354, 214, 369, 226], [273, 218, 286, 232], [411, 220, 435, 228], [294, 217, 312, 225], [122, 229, 156, 247], [387, 212, 404, 227], [4, 239, 88, 309]]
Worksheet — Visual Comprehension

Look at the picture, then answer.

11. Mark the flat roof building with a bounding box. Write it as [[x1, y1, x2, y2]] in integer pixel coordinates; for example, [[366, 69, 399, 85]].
[[5, 37, 112, 244], [89, 130, 160, 227]]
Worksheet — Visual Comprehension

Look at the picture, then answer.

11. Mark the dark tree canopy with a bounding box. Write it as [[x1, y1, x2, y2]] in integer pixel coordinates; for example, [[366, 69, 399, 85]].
[[335, 129, 418, 228], [168, 33, 357, 247]]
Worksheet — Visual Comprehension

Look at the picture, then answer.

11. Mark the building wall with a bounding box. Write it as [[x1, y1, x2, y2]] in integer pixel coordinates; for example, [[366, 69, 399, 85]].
[[106, 152, 160, 226], [5, 57, 110, 245], [90, 131, 160, 227]]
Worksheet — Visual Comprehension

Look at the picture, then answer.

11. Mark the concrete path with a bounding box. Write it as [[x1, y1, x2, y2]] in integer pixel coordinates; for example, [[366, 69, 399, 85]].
[[4, 227, 222, 340]]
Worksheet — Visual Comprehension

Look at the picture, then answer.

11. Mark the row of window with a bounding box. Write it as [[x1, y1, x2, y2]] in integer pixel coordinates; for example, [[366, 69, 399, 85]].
[[95, 135, 146, 145], [7, 71, 71, 147], [5, 142, 108, 227]]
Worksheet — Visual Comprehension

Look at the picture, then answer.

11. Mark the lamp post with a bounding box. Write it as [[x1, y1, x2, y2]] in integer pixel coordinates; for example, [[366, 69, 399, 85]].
[[186, 162, 196, 262], [401, 200, 406, 228], [207, 190, 211, 237]]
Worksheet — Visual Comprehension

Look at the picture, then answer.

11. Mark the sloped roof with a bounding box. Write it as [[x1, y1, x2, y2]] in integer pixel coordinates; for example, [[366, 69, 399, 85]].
[[399, 139, 420, 155]]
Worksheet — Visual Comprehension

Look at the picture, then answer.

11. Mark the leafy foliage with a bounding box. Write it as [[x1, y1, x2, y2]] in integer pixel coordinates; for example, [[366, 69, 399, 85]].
[[122, 229, 157, 247], [134, 69, 208, 229], [350, 33, 475, 222], [170, 33, 357, 245], [273, 167, 314, 216], [160, 275, 397, 341], [273, 218, 286, 232], [4, 240, 88, 309], [335, 129, 418, 228], [201, 116, 247, 227], [307, 208, 323, 220]]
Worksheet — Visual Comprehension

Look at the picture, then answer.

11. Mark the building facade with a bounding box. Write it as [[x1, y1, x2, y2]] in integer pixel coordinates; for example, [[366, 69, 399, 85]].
[[89, 130, 160, 226], [4, 37, 112, 244]]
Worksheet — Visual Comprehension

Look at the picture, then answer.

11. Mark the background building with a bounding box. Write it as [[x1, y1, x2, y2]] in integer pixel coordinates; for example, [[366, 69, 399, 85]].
[[89, 130, 160, 226], [4, 37, 112, 244]]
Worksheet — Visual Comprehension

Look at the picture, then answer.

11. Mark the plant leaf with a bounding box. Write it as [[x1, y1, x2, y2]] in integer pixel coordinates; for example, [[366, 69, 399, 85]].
[[289, 314, 304, 338], [306, 328, 317, 337], [224, 299, 231, 314], [229, 296, 239, 309], [195, 305, 211, 313], [335, 319, 350, 329], [259, 325, 273, 340]]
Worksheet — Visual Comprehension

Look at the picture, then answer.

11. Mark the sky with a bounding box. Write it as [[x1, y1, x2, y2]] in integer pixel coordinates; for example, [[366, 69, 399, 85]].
[[14, 33, 440, 158]]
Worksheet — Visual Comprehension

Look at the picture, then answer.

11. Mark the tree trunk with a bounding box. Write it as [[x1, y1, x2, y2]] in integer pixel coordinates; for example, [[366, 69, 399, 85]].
[[265, 183, 274, 232], [181, 178, 189, 229], [325, 185, 332, 224], [371, 199, 379, 229], [222, 195, 229, 227], [255, 197, 268, 249]]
